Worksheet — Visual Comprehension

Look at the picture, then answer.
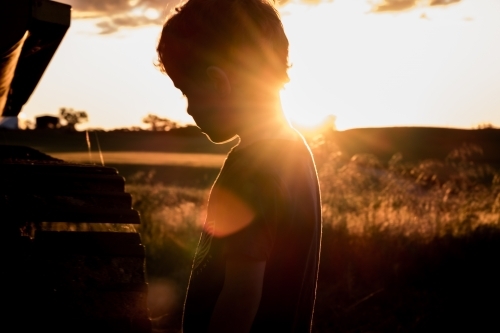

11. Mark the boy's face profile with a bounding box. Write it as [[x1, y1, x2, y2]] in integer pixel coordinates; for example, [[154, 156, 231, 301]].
[[157, 0, 290, 144], [164, 57, 239, 144]]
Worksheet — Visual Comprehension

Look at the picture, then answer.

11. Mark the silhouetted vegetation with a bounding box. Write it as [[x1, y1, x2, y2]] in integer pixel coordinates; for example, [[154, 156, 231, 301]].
[[59, 107, 88, 131], [126, 136, 500, 332], [2, 127, 499, 166], [143, 114, 178, 131]]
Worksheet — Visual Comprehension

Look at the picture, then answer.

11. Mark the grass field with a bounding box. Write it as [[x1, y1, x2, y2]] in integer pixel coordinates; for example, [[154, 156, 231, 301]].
[[4, 128, 500, 331], [27, 131, 500, 332], [118, 136, 500, 332], [51, 151, 227, 168], [46, 138, 500, 333]]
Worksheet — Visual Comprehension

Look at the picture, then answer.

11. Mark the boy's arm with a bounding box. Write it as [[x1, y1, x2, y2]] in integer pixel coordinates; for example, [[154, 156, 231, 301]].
[[208, 259, 266, 333]]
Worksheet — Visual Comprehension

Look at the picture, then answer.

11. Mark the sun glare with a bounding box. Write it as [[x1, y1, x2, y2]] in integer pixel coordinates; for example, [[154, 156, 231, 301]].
[[144, 8, 161, 20], [280, 2, 372, 129], [280, 0, 500, 130]]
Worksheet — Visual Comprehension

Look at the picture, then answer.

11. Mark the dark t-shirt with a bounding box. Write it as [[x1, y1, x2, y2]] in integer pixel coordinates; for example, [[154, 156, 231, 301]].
[[183, 137, 322, 333]]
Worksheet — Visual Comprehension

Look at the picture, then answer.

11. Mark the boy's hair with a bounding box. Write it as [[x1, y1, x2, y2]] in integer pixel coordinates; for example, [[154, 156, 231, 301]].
[[156, 0, 289, 89]]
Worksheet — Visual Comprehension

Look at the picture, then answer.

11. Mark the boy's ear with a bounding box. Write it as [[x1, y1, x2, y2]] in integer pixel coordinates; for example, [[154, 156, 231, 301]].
[[206, 66, 231, 96]]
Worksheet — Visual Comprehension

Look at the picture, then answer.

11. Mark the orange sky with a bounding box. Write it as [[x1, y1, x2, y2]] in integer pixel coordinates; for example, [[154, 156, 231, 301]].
[[19, 0, 500, 130]]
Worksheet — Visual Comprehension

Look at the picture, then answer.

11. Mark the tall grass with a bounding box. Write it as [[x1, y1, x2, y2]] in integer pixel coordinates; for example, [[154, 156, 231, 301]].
[[127, 182, 208, 324], [315, 142, 500, 237], [127, 138, 500, 332]]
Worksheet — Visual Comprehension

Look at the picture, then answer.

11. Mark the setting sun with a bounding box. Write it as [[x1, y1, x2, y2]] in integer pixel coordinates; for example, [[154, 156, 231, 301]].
[[280, 0, 500, 130]]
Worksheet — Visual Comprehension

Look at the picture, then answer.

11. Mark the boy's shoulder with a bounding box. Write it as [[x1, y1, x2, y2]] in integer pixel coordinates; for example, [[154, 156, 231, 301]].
[[227, 137, 312, 170], [218, 137, 318, 195]]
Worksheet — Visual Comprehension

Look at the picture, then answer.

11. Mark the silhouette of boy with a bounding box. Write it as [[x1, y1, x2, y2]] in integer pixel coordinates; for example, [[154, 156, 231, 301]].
[[156, 1, 322, 332]]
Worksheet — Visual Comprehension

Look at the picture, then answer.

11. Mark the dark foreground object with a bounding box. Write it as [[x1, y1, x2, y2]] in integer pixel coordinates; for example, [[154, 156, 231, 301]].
[[2, 145, 151, 333], [314, 225, 500, 333], [145, 224, 500, 333]]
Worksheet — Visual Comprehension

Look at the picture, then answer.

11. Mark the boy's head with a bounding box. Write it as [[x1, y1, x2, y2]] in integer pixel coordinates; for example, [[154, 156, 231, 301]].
[[157, 0, 289, 90], [156, 0, 290, 143]]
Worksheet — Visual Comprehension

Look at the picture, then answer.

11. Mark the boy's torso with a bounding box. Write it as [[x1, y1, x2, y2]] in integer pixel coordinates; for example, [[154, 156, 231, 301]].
[[183, 137, 322, 333]]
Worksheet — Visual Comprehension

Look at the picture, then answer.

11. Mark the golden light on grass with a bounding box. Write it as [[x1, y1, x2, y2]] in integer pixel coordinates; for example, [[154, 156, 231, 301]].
[[51, 152, 227, 168]]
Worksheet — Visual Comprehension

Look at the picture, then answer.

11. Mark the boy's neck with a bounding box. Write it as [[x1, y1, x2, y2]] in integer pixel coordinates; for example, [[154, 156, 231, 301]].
[[235, 99, 298, 150]]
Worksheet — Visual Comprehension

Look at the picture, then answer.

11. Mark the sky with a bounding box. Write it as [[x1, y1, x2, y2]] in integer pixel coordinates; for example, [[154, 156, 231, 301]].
[[19, 0, 500, 131]]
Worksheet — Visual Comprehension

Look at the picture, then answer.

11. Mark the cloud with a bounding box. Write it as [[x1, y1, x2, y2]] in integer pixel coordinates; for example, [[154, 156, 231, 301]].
[[95, 13, 165, 34], [66, 0, 180, 34], [93, 8, 167, 34], [69, 0, 329, 34], [370, 0, 461, 13], [66, 0, 135, 17], [66, 0, 173, 16], [66, 0, 463, 34], [429, 0, 460, 6], [371, 0, 417, 13], [278, 0, 333, 5]]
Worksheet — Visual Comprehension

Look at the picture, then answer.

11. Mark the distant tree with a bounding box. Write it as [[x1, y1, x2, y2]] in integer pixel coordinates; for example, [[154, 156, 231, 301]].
[[143, 114, 178, 131], [476, 123, 496, 130], [23, 119, 34, 130], [59, 107, 88, 130]]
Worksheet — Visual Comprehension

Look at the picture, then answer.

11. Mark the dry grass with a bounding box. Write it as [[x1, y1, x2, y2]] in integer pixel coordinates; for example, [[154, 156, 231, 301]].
[[125, 137, 500, 332], [51, 151, 226, 168], [316, 148, 500, 238]]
